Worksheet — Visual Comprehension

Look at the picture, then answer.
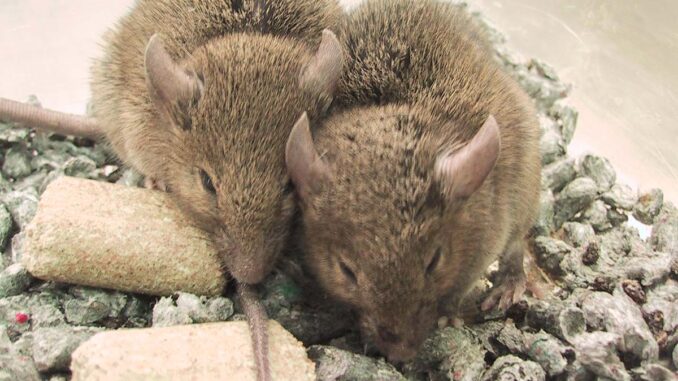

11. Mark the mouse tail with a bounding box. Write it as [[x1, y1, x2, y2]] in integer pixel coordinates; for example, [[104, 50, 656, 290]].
[[237, 282, 271, 381], [0, 97, 101, 139]]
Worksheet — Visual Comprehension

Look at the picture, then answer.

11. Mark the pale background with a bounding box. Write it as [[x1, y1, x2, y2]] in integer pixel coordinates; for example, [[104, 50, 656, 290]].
[[1, 0, 676, 203]]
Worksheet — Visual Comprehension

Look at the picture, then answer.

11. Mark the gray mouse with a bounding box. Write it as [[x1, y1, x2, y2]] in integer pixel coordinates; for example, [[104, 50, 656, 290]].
[[0, 0, 344, 379], [285, 0, 541, 362]]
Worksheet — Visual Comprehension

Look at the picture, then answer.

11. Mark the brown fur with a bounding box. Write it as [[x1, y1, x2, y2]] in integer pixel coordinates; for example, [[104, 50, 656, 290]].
[[90, 0, 342, 284], [288, 0, 541, 361]]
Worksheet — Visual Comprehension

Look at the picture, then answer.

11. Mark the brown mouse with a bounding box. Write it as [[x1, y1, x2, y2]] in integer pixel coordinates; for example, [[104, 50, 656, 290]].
[[285, 0, 541, 362], [0, 1, 344, 379]]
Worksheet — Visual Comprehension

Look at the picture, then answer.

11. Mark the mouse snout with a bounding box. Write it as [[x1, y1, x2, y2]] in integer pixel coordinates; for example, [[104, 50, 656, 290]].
[[215, 233, 274, 284]]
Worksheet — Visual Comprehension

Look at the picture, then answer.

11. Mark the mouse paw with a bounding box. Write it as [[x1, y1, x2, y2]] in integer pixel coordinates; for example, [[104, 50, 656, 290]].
[[481, 272, 543, 312], [144, 177, 168, 192]]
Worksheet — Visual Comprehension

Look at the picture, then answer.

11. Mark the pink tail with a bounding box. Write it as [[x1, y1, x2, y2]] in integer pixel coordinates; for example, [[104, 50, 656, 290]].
[[0, 97, 100, 139], [237, 282, 271, 381]]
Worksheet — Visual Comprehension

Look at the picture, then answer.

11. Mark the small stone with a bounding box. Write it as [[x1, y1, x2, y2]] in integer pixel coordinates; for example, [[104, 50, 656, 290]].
[[2, 147, 33, 179], [582, 288, 658, 363], [481, 355, 546, 381], [581, 200, 612, 232], [0, 203, 12, 249], [0, 264, 33, 297], [540, 127, 565, 166], [533, 237, 572, 275], [673, 343, 677, 369], [651, 204, 678, 254], [72, 321, 315, 381], [32, 326, 103, 372], [571, 331, 629, 381], [580, 154, 616, 191], [497, 321, 525, 354], [524, 331, 569, 377], [581, 241, 600, 265], [621, 279, 646, 304], [207, 297, 234, 321], [641, 280, 678, 332], [562, 222, 595, 248], [633, 189, 664, 225], [152, 297, 192, 327], [526, 300, 585, 342], [548, 103, 578, 146], [175, 292, 211, 323], [310, 346, 406, 381], [602, 184, 637, 211], [62, 156, 98, 178], [409, 327, 486, 380], [629, 364, 677, 381], [0, 351, 41, 381], [64, 298, 110, 325], [1, 189, 39, 230], [533, 190, 555, 236], [554, 177, 598, 228], [607, 207, 629, 227], [542, 158, 576, 193]]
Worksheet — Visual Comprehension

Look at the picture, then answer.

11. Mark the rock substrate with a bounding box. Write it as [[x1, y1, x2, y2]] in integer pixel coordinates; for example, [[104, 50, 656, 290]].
[[70, 321, 315, 381], [22, 176, 226, 297]]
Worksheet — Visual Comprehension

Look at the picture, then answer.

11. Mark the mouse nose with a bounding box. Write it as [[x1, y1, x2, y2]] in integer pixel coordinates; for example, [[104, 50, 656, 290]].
[[378, 326, 401, 344]]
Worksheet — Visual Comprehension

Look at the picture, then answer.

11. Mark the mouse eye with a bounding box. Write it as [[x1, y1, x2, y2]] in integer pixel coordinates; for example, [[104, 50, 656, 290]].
[[339, 261, 357, 284], [426, 248, 442, 276], [200, 169, 216, 194]]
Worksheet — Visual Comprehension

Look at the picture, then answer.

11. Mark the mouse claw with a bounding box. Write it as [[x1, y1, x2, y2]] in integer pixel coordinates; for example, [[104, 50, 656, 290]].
[[143, 177, 168, 192], [481, 273, 531, 312]]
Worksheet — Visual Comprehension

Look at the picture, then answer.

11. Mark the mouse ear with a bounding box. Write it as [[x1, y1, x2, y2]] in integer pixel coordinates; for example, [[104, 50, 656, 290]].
[[286, 112, 329, 201], [299, 29, 344, 107], [434, 115, 501, 201], [145, 34, 204, 130]]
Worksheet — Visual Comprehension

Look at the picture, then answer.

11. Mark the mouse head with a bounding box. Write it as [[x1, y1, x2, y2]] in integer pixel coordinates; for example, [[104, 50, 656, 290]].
[[285, 107, 500, 361], [143, 30, 342, 284]]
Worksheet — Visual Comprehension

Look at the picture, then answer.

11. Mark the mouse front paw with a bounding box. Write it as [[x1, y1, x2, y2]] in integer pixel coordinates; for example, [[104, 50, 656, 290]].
[[480, 272, 543, 312]]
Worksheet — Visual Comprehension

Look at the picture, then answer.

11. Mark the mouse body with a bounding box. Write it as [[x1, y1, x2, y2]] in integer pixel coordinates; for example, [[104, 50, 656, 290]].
[[285, 0, 541, 362]]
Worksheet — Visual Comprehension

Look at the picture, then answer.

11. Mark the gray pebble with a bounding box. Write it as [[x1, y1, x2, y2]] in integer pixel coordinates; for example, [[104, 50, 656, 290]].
[[562, 222, 595, 248], [1, 147, 33, 179], [308, 345, 406, 381], [540, 126, 565, 166], [0, 121, 30, 143], [526, 300, 586, 342], [581, 200, 612, 232], [642, 280, 678, 332], [629, 364, 678, 381], [673, 344, 677, 370], [63, 156, 97, 178], [633, 189, 664, 225], [580, 154, 616, 191], [548, 103, 578, 146], [542, 158, 577, 193], [1, 189, 39, 230], [0, 351, 41, 381], [207, 297, 234, 321], [409, 327, 487, 381], [651, 204, 678, 254], [554, 177, 598, 228], [571, 331, 629, 381], [533, 190, 555, 236], [533, 237, 572, 275], [0, 264, 32, 298], [607, 207, 629, 227], [0, 204, 12, 249], [151, 297, 192, 327], [481, 355, 546, 381], [32, 326, 102, 372], [176, 292, 212, 323], [602, 184, 637, 211], [64, 298, 110, 325], [582, 288, 658, 363], [524, 331, 569, 377]]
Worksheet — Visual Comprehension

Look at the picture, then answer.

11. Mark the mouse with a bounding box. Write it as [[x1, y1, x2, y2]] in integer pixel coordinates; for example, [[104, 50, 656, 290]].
[[284, 0, 542, 362], [0, 1, 344, 379]]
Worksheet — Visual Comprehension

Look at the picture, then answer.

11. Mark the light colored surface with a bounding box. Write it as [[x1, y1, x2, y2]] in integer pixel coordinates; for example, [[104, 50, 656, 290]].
[[0, 0, 675, 202], [23, 176, 226, 296], [71, 321, 316, 381]]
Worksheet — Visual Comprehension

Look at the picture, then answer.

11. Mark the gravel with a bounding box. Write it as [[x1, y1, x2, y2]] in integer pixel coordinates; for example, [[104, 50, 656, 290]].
[[0, 7, 675, 380]]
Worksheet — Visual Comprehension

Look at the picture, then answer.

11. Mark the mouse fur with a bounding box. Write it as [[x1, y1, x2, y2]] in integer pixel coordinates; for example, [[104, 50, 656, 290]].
[[286, 0, 541, 362]]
